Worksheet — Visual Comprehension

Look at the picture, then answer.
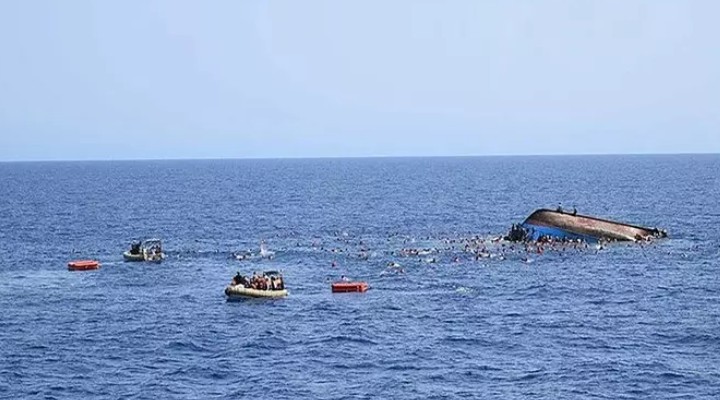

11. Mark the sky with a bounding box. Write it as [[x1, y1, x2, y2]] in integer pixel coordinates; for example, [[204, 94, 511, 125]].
[[0, 1, 719, 161]]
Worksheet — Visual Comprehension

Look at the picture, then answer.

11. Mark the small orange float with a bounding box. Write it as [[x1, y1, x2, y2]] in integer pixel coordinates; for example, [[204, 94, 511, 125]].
[[68, 260, 100, 271], [331, 281, 369, 293]]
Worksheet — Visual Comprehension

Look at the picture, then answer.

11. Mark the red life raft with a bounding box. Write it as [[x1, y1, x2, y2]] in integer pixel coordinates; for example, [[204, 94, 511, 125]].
[[331, 281, 369, 293], [68, 260, 100, 271]]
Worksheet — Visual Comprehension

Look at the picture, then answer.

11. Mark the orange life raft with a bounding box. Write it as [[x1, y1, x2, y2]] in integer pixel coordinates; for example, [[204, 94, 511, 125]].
[[68, 260, 100, 271], [331, 281, 369, 293]]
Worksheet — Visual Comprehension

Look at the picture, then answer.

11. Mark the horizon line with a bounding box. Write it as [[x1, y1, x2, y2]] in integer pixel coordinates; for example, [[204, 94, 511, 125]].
[[1, 151, 718, 163]]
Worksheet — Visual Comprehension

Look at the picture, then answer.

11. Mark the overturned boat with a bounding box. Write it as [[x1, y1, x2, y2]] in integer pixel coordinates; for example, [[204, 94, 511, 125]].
[[507, 208, 667, 242]]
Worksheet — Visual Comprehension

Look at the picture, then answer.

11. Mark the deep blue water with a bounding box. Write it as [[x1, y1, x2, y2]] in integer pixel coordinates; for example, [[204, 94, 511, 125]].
[[1, 155, 719, 399]]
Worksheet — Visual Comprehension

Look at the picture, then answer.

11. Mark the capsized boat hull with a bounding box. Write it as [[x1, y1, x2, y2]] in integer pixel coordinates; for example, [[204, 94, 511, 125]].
[[224, 285, 288, 300], [520, 209, 665, 242]]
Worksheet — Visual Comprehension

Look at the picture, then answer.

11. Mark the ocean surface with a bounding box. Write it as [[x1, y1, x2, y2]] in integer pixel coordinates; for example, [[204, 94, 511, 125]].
[[1, 155, 719, 399]]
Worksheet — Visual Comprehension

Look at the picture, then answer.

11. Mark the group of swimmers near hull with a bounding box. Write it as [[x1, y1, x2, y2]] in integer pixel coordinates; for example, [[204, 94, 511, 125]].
[[229, 229, 661, 271]]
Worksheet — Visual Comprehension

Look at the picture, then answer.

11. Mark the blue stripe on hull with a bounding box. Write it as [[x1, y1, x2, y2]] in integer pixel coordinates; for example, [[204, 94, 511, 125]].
[[521, 223, 598, 242]]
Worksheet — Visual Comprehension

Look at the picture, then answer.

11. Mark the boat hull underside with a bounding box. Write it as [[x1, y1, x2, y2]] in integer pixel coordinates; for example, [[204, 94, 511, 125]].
[[521, 209, 661, 242], [521, 223, 598, 242]]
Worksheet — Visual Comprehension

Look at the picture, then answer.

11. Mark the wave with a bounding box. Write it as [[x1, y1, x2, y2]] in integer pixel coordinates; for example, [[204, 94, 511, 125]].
[[166, 340, 210, 353], [307, 335, 378, 347]]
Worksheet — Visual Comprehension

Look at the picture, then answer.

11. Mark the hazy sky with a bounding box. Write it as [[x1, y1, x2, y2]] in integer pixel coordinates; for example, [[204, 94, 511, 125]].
[[1, 1, 718, 161]]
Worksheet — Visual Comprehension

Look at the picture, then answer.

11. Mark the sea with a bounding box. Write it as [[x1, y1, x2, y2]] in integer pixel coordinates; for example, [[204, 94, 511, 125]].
[[1, 154, 719, 399]]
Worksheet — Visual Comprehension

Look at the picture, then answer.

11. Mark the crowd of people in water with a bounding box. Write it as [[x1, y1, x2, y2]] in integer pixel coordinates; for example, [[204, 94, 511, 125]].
[[220, 227, 670, 292], [238, 230, 658, 270], [220, 222, 667, 291]]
